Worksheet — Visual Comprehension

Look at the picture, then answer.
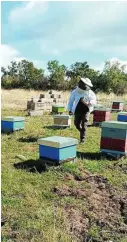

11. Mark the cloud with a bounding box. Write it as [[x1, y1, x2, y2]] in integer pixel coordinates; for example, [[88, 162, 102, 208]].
[[9, 1, 48, 27], [92, 57, 127, 73], [1, 44, 46, 72], [1, 44, 24, 67], [38, 1, 127, 55], [2, 1, 127, 67]]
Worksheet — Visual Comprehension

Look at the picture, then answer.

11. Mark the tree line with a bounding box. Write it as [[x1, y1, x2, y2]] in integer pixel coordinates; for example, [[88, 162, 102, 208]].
[[1, 59, 127, 94]]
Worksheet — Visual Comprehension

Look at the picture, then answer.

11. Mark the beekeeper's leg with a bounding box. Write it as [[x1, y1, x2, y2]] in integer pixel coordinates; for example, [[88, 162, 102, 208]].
[[80, 112, 90, 142]]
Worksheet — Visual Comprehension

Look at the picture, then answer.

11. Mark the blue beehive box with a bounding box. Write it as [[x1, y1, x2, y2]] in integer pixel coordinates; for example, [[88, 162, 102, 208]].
[[1, 116, 25, 133], [38, 136, 78, 163], [117, 112, 127, 122]]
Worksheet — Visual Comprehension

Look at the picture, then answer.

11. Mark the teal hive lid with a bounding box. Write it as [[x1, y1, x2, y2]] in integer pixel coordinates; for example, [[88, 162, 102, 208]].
[[54, 115, 71, 119], [2, 116, 25, 121], [118, 112, 127, 116], [94, 108, 111, 111], [101, 121, 127, 129], [38, 136, 78, 148]]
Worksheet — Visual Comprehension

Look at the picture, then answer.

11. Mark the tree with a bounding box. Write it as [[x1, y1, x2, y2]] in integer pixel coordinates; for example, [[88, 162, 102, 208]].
[[102, 61, 127, 94], [47, 60, 67, 89], [66, 61, 99, 90], [1, 60, 44, 89]]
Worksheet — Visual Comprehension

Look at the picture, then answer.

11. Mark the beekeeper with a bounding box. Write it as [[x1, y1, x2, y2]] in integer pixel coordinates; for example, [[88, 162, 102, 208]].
[[68, 77, 96, 143]]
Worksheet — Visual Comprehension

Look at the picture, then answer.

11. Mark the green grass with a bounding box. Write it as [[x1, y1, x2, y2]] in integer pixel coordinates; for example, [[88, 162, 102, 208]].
[[1, 110, 127, 242]]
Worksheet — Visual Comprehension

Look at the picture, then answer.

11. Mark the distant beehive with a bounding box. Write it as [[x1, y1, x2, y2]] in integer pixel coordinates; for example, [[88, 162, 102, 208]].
[[27, 98, 45, 112], [112, 101, 124, 111], [50, 94, 59, 98], [52, 104, 65, 114], [40, 93, 51, 99], [93, 108, 111, 125], [53, 115, 71, 127]]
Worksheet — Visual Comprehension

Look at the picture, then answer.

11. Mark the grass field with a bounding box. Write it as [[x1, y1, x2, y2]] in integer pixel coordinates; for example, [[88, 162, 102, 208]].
[[1, 90, 127, 242]]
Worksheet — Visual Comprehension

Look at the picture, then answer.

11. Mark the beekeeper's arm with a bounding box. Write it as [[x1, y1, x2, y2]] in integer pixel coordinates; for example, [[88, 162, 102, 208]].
[[88, 91, 97, 107], [81, 91, 96, 108]]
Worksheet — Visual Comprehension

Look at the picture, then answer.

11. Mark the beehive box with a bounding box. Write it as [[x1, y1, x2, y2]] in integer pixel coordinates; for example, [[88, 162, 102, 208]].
[[117, 112, 127, 122], [52, 104, 65, 114], [38, 136, 78, 164], [53, 115, 71, 127], [100, 121, 127, 156], [112, 101, 124, 111], [93, 108, 111, 125], [1, 116, 25, 133]]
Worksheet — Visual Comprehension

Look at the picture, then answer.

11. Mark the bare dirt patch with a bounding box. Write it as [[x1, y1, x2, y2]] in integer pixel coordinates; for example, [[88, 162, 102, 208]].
[[53, 173, 127, 242]]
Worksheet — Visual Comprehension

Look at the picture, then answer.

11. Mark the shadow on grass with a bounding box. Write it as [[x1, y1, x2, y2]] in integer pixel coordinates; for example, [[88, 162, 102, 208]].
[[18, 136, 37, 143], [77, 151, 109, 160], [43, 125, 69, 130], [14, 159, 48, 173]]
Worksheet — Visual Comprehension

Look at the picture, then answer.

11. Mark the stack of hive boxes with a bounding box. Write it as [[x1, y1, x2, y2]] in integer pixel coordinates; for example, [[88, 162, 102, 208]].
[[27, 98, 45, 116], [112, 101, 124, 111], [100, 121, 127, 156], [27, 91, 67, 116], [93, 108, 111, 125]]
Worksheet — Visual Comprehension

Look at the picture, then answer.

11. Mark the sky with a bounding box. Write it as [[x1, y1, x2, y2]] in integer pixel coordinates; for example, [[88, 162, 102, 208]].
[[1, 1, 127, 73]]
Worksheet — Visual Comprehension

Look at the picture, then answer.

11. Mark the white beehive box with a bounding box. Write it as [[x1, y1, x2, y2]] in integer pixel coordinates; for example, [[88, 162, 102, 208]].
[[53, 115, 71, 127]]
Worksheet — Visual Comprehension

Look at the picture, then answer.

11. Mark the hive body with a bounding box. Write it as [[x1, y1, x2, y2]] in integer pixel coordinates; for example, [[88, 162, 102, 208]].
[[93, 108, 111, 125], [38, 136, 78, 164], [53, 115, 71, 127], [1, 116, 25, 133]]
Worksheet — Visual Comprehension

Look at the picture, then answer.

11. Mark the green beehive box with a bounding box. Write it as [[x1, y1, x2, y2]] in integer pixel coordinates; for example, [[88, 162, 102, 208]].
[[52, 104, 65, 113]]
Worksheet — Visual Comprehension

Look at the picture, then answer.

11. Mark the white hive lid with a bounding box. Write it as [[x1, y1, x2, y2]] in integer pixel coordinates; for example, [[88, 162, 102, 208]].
[[38, 136, 78, 148], [52, 104, 65, 107], [53, 115, 71, 119]]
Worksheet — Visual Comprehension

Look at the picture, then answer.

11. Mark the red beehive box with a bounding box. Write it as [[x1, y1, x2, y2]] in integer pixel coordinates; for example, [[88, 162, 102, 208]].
[[101, 137, 127, 152], [93, 108, 111, 123]]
